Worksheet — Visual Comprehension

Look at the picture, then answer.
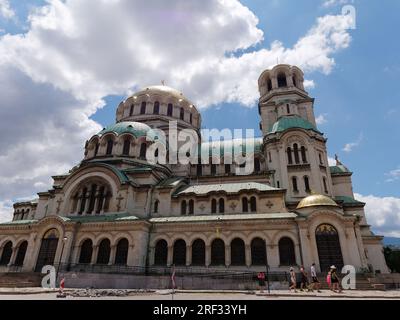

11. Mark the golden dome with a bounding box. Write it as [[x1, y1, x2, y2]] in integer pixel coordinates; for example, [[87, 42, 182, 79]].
[[296, 194, 339, 209]]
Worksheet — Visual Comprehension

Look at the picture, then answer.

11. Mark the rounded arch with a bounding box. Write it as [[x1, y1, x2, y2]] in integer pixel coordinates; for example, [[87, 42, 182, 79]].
[[96, 238, 111, 264], [79, 239, 93, 264], [278, 237, 296, 266], [230, 238, 246, 266], [211, 238, 225, 266], [0, 237, 15, 249], [154, 239, 168, 266], [251, 237, 266, 266], [173, 239, 186, 266], [315, 223, 344, 272], [14, 240, 28, 266], [115, 238, 129, 265], [0, 241, 13, 265], [191, 239, 206, 266]]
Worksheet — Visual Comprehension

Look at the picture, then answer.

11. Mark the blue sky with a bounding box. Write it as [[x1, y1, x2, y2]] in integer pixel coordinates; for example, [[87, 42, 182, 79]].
[[0, 0, 399, 235]]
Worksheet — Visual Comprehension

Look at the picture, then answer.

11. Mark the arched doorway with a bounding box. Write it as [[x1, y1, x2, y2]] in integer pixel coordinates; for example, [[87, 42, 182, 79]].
[[278, 237, 296, 266], [173, 239, 186, 266], [96, 239, 111, 264], [211, 239, 225, 266], [14, 241, 28, 267], [79, 239, 93, 264], [251, 238, 266, 265], [316, 224, 344, 272], [154, 240, 168, 266], [191, 239, 205, 266], [230, 238, 245, 266], [115, 238, 129, 265], [35, 229, 59, 272], [0, 241, 13, 265]]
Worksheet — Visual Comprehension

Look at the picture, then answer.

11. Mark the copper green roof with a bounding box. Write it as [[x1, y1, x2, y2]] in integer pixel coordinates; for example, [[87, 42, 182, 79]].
[[200, 137, 263, 157], [150, 212, 297, 223], [330, 165, 351, 175], [174, 182, 282, 197], [335, 196, 365, 206], [0, 219, 38, 226], [97, 121, 164, 143], [269, 116, 321, 134], [157, 177, 186, 188], [80, 162, 130, 183], [64, 213, 138, 223]]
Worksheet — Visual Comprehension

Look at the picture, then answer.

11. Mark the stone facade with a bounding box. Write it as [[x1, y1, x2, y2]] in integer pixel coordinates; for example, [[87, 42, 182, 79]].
[[0, 64, 389, 277]]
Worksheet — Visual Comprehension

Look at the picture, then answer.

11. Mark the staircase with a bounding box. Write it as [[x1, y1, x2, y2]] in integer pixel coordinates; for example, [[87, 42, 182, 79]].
[[0, 273, 42, 288]]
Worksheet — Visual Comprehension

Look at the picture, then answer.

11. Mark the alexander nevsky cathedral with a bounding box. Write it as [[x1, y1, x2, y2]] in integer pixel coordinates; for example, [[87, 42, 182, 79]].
[[0, 64, 389, 285]]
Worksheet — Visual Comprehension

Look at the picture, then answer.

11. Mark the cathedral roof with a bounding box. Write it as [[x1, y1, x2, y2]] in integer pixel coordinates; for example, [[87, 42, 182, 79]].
[[200, 137, 263, 156], [97, 121, 164, 143], [330, 165, 351, 175], [296, 194, 339, 209], [269, 115, 321, 134]]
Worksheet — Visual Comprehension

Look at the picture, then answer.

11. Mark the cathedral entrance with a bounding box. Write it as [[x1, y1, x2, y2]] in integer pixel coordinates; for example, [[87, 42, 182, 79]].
[[35, 229, 59, 272], [315, 224, 344, 272]]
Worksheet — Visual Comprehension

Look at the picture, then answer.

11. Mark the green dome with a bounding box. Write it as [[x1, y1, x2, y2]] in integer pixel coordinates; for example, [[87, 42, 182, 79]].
[[269, 116, 321, 134], [98, 121, 163, 143], [330, 164, 351, 174]]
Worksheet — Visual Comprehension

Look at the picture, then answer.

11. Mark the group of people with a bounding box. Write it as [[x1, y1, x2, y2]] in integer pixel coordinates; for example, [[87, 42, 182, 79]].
[[289, 264, 342, 293]]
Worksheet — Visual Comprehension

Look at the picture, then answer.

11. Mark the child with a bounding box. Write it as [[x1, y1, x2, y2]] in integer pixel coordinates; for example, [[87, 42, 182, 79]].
[[326, 269, 332, 290]]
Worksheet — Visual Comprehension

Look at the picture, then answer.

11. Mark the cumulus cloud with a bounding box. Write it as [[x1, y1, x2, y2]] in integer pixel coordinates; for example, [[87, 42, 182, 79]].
[[342, 132, 363, 152], [0, 0, 14, 19], [0, 200, 13, 223], [385, 168, 400, 182], [316, 113, 328, 125], [355, 193, 400, 237], [328, 156, 336, 166], [0, 0, 355, 221]]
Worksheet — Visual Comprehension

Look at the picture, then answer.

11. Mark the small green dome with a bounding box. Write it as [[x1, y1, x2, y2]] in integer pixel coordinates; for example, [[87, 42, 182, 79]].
[[269, 116, 321, 134], [330, 164, 351, 174], [98, 121, 163, 143]]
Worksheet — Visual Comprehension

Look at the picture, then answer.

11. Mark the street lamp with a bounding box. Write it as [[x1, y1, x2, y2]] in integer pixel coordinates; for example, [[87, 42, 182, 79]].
[[56, 236, 68, 286]]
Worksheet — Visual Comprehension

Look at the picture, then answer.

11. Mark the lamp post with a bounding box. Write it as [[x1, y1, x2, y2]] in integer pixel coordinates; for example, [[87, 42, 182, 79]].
[[56, 236, 68, 286]]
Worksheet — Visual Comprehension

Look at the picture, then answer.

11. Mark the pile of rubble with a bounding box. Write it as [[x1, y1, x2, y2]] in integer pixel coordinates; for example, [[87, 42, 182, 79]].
[[67, 288, 152, 297]]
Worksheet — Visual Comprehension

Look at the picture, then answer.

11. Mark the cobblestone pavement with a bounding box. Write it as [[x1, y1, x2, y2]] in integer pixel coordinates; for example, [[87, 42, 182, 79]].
[[0, 288, 399, 300]]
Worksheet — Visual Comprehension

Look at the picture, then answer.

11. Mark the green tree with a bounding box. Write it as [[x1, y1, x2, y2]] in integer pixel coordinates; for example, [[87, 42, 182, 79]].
[[383, 246, 400, 273]]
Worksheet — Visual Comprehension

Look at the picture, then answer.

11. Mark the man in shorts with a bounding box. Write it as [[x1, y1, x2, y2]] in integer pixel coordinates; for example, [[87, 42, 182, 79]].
[[310, 263, 321, 292]]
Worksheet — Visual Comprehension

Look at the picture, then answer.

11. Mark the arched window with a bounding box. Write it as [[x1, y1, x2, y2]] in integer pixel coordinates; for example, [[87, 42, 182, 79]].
[[251, 238, 266, 265], [129, 104, 134, 116], [319, 153, 323, 165], [154, 239, 168, 266], [96, 239, 111, 264], [301, 146, 307, 163], [218, 198, 224, 214], [250, 196, 257, 212], [79, 239, 93, 264], [286, 104, 290, 114], [323, 177, 328, 193], [316, 224, 344, 271], [254, 158, 261, 173], [94, 142, 99, 156], [267, 79, 272, 91], [35, 229, 59, 272], [287, 147, 293, 164], [242, 198, 248, 213], [293, 143, 300, 164], [173, 239, 186, 266], [180, 107, 184, 120], [123, 138, 131, 156], [192, 239, 205, 266], [106, 138, 114, 155], [0, 241, 12, 265], [277, 73, 287, 87], [79, 187, 88, 214], [96, 186, 105, 214], [211, 239, 225, 266], [304, 176, 310, 192], [115, 238, 129, 265], [292, 177, 298, 192], [87, 184, 97, 214], [14, 241, 28, 266], [154, 200, 159, 213], [279, 237, 296, 266], [153, 101, 160, 114], [231, 238, 245, 266], [188, 200, 194, 215], [167, 103, 173, 116], [181, 200, 187, 215], [140, 101, 146, 114], [139, 143, 147, 159], [211, 199, 217, 214]]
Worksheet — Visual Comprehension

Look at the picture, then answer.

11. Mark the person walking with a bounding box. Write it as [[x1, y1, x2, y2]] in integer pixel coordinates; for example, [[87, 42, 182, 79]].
[[310, 263, 321, 292], [326, 268, 332, 291], [289, 267, 297, 292], [257, 271, 266, 293], [330, 266, 342, 293], [299, 265, 310, 291]]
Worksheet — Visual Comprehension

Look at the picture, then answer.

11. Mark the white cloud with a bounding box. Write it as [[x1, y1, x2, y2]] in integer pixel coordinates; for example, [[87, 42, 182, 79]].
[[355, 193, 400, 237], [0, 200, 13, 223], [0, 0, 14, 19], [0, 0, 355, 216], [328, 156, 336, 166], [316, 113, 328, 125], [385, 168, 400, 182], [322, 0, 351, 8], [342, 132, 363, 152]]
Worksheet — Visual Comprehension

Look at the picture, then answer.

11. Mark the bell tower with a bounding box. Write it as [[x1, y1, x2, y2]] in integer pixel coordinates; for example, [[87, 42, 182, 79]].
[[258, 64, 333, 204]]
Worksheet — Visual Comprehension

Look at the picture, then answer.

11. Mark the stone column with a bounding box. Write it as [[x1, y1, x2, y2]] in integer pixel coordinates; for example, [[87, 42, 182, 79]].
[[186, 245, 192, 266], [23, 233, 39, 272], [167, 245, 173, 266], [7, 247, 18, 267], [127, 244, 135, 266], [109, 245, 117, 265], [91, 245, 99, 264], [271, 76, 278, 89], [148, 246, 155, 266], [297, 222, 313, 270], [72, 245, 80, 265], [225, 245, 231, 267], [205, 245, 211, 267], [245, 244, 251, 267]]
